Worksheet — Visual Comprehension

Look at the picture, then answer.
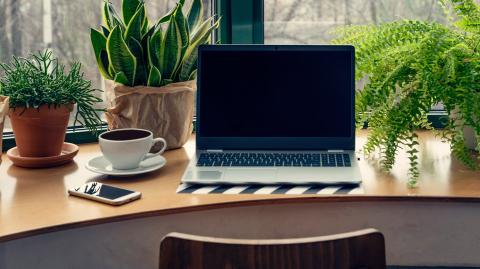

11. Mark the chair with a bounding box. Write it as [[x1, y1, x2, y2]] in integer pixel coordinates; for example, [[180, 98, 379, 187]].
[[159, 228, 386, 269]]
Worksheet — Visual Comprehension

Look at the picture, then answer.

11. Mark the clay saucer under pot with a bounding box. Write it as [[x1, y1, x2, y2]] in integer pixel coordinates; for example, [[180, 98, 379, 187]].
[[7, 142, 79, 168]]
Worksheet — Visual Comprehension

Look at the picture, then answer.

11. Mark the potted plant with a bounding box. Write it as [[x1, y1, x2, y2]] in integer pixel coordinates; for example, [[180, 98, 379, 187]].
[[0, 50, 103, 157], [333, 0, 480, 187], [90, 0, 218, 150]]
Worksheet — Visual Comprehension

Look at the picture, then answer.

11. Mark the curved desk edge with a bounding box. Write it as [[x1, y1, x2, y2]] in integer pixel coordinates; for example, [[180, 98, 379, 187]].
[[2, 195, 480, 243]]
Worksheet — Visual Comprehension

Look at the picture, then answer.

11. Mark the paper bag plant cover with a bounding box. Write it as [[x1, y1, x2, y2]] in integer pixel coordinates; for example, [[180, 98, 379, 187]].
[[105, 81, 195, 150], [0, 96, 9, 156]]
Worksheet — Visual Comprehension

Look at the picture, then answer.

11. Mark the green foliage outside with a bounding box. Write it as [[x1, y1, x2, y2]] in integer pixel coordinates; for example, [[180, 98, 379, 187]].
[[0, 50, 104, 133], [91, 0, 218, 87], [333, 0, 480, 187]]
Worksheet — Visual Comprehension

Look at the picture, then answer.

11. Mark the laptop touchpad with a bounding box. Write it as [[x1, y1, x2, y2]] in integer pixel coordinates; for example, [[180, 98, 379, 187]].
[[224, 169, 277, 180], [187, 170, 223, 180]]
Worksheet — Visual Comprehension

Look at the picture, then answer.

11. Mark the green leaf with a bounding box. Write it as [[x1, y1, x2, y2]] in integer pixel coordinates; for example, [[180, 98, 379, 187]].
[[108, 64, 115, 77], [158, 10, 174, 24], [177, 19, 218, 80], [107, 26, 137, 86], [103, 1, 125, 32], [141, 12, 149, 36], [187, 0, 203, 32], [190, 17, 216, 44], [114, 71, 129, 85], [161, 79, 173, 86], [124, 5, 145, 42], [101, 26, 110, 37], [188, 69, 197, 80], [122, 0, 142, 26], [148, 28, 162, 69], [158, 1, 184, 25], [179, 43, 198, 81], [103, 1, 113, 30], [90, 28, 112, 79], [147, 65, 162, 87], [128, 37, 147, 85], [91, 28, 107, 55], [174, 4, 190, 53], [159, 18, 182, 79]]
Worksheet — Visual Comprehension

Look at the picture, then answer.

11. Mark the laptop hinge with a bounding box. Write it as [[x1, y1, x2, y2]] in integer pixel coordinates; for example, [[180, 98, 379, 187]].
[[327, 149, 345, 153], [206, 149, 223, 152]]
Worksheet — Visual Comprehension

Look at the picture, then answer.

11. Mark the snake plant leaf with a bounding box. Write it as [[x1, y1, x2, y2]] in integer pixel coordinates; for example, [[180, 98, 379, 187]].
[[108, 64, 115, 77], [188, 69, 197, 80], [101, 26, 110, 37], [142, 24, 156, 41], [103, 1, 125, 32], [107, 26, 137, 86], [157, 0, 184, 25], [103, 1, 113, 30], [177, 18, 218, 80], [128, 37, 148, 85], [124, 5, 145, 42], [179, 43, 198, 81], [90, 28, 112, 80], [148, 27, 162, 69], [99, 50, 111, 78], [174, 4, 190, 54], [141, 14, 149, 36], [178, 18, 218, 80], [122, 0, 142, 26], [190, 16, 216, 44], [114, 71, 129, 85], [187, 0, 203, 32], [147, 65, 162, 87], [159, 18, 182, 79], [161, 79, 173, 86]]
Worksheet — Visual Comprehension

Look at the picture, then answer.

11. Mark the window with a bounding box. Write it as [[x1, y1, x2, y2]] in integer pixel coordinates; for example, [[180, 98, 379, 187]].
[[264, 0, 452, 45], [0, 0, 211, 134]]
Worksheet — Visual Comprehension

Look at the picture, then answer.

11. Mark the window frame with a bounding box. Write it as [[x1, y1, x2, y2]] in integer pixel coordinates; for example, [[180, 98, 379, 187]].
[[1, 0, 447, 152]]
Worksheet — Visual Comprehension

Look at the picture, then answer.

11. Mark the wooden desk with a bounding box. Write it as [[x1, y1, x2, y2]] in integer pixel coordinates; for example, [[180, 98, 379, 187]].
[[1, 131, 480, 269]]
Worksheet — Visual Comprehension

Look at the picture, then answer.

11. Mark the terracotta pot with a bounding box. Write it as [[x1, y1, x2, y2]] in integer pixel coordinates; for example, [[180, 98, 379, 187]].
[[9, 104, 73, 157]]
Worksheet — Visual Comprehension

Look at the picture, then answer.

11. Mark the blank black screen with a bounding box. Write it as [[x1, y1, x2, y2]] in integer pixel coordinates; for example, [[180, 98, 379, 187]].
[[199, 48, 352, 138], [79, 182, 135, 200]]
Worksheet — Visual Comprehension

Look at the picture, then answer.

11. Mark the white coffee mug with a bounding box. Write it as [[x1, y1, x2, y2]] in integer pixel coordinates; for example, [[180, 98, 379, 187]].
[[99, 128, 167, 170]]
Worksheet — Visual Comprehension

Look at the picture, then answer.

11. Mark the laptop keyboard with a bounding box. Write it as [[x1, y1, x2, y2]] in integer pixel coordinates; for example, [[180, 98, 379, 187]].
[[196, 153, 351, 167]]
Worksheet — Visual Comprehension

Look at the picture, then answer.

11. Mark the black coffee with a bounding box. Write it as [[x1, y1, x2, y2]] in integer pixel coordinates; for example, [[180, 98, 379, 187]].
[[101, 129, 151, 141]]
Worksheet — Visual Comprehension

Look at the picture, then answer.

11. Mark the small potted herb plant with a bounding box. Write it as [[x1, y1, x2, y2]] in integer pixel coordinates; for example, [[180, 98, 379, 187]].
[[333, 0, 480, 187], [91, 0, 218, 150], [0, 50, 103, 157]]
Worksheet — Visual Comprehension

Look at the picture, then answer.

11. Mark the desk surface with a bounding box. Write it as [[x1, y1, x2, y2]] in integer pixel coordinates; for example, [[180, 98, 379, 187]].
[[1, 130, 479, 242]]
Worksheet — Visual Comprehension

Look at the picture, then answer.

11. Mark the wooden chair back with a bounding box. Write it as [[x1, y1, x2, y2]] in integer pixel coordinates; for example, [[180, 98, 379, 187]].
[[159, 228, 386, 269]]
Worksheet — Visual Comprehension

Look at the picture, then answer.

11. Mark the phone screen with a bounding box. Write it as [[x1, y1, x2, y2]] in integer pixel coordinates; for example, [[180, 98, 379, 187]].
[[74, 182, 135, 200]]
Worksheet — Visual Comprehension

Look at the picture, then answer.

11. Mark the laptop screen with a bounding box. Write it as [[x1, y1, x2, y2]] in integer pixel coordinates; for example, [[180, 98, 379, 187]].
[[197, 45, 354, 149]]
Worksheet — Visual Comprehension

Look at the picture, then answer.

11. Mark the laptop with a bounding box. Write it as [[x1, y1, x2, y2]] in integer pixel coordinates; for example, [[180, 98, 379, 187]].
[[181, 45, 362, 185]]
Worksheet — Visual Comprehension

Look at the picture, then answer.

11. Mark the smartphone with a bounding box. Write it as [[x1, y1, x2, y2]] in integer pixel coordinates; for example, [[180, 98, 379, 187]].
[[68, 182, 141, 205]]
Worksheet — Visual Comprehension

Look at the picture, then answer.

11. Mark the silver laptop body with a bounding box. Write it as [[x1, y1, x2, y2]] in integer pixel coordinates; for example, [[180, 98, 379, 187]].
[[181, 45, 362, 185]]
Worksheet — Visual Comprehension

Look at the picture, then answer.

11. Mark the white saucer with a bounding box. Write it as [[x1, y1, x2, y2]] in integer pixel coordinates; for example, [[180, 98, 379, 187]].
[[85, 155, 167, 176]]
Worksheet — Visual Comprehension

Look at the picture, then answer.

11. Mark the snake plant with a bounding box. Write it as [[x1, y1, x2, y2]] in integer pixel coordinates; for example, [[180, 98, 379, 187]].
[[91, 0, 218, 87]]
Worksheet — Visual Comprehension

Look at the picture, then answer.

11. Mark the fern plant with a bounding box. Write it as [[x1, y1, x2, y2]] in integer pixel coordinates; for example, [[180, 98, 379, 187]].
[[333, 0, 480, 187], [91, 0, 218, 87]]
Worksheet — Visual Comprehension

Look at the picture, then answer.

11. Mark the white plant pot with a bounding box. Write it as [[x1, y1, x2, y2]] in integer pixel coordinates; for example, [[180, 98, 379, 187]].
[[463, 125, 478, 151], [451, 108, 478, 151]]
